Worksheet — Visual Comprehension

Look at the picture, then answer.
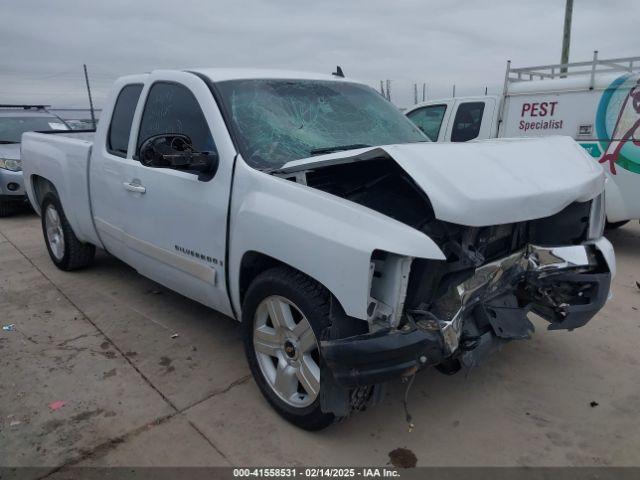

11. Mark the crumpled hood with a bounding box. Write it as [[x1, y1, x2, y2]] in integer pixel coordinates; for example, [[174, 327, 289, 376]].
[[280, 136, 605, 226], [0, 143, 20, 160]]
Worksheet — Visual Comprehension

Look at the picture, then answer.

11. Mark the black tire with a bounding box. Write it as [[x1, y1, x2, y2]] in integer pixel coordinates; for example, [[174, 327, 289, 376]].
[[242, 266, 336, 431], [605, 220, 629, 230], [0, 201, 17, 218], [41, 193, 95, 271]]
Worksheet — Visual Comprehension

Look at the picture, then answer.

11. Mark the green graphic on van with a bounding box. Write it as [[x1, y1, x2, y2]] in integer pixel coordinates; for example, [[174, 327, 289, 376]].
[[579, 143, 602, 158], [595, 73, 640, 175]]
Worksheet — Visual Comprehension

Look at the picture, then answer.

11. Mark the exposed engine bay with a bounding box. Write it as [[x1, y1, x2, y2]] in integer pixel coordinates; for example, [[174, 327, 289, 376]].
[[277, 155, 612, 391]]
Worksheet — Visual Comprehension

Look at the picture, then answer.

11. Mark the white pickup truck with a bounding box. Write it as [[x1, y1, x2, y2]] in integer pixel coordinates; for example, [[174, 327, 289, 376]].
[[405, 53, 640, 227], [22, 68, 615, 430]]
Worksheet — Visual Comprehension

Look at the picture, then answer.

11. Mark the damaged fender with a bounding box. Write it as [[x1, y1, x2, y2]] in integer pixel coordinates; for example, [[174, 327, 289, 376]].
[[228, 158, 445, 320]]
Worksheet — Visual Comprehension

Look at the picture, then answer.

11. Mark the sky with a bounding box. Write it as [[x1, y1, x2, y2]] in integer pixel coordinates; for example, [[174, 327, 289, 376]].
[[0, 0, 637, 109]]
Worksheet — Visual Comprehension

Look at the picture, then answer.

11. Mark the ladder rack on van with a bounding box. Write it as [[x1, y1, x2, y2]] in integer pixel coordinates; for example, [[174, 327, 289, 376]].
[[503, 51, 640, 92]]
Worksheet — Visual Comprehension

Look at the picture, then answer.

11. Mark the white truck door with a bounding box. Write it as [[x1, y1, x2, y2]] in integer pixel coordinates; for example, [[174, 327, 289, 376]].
[[405, 101, 453, 141], [119, 72, 236, 316], [90, 81, 145, 263], [445, 98, 496, 142]]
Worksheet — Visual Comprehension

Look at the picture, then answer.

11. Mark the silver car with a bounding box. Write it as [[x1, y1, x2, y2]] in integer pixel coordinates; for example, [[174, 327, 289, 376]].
[[0, 105, 69, 216]]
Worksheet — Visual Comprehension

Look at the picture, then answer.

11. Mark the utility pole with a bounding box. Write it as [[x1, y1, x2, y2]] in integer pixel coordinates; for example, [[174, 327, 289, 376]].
[[386, 79, 391, 102], [422, 83, 426, 101], [560, 0, 573, 75], [413, 83, 418, 104], [83, 64, 96, 129], [452, 84, 456, 98], [380, 80, 385, 97]]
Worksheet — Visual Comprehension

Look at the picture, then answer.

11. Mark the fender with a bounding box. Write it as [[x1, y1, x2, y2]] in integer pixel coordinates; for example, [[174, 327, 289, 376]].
[[228, 159, 446, 320], [22, 131, 102, 247]]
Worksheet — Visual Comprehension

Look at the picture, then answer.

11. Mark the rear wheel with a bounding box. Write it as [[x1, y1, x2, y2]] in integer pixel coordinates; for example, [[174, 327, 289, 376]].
[[41, 193, 95, 271], [243, 267, 335, 430]]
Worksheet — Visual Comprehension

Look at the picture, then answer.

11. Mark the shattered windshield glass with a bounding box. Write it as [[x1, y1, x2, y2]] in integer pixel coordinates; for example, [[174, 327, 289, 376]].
[[216, 79, 428, 169]]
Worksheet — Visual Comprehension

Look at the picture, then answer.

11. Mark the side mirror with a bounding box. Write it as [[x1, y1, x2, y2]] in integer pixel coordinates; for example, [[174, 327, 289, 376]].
[[138, 134, 219, 181]]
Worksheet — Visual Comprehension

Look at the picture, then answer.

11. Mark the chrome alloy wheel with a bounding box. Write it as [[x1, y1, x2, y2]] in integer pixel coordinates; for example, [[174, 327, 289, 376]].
[[253, 295, 321, 408], [44, 204, 65, 261]]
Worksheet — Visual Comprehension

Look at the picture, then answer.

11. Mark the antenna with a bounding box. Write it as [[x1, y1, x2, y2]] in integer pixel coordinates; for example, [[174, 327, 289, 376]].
[[83, 64, 97, 129], [332, 66, 345, 77]]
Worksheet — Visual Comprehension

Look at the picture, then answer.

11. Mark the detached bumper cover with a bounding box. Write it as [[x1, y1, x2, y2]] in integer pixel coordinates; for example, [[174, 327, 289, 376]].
[[322, 327, 444, 387], [321, 239, 613, 388]]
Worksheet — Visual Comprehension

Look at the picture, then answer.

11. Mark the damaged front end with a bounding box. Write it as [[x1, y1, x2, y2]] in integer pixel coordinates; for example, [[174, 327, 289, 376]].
[[275, 149, 612, 408], [322, 221, 613, 388]]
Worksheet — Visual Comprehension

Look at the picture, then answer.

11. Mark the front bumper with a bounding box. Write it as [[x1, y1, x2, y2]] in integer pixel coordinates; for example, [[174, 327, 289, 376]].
[[0, 169, 26, 200], [322, 239, 614, 387]]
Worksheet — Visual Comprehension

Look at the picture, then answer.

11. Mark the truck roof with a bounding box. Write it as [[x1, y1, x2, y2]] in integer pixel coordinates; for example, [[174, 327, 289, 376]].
[[190, 68, 354, 83], [127, 68, 359, 85]]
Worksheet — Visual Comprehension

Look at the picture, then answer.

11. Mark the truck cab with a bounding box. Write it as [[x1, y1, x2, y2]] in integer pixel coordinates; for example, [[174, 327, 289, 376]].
[[406, 96, 498, 142]]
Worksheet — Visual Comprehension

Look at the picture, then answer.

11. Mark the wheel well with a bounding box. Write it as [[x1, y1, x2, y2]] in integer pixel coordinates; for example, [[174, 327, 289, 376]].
[[238, 251, 367, 335], [31, 175, 58, 213], [239, 251, 287, 305]]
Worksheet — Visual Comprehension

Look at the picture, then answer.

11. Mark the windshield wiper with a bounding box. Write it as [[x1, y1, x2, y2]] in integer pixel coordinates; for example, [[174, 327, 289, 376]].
[[310, 144, 371, 156], [0, 140, 18, 144]]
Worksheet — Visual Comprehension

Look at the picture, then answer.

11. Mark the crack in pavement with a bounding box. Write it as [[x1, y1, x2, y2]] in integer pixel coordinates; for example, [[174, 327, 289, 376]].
[[1, 232, 243, 472], [179, 374, 252, 413]]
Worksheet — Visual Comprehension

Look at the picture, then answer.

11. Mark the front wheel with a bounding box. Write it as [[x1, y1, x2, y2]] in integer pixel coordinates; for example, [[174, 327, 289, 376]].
[[41, 193, 95, 271], [242, 267, 335, 430]]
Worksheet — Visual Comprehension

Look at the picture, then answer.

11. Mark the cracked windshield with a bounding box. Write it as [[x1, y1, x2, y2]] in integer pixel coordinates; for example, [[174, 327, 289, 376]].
[[217, 79, 427, 169]]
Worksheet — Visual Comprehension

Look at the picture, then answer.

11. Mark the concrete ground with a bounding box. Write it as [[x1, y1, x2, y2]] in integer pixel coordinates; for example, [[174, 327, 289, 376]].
[[1, 211, 639, 472]]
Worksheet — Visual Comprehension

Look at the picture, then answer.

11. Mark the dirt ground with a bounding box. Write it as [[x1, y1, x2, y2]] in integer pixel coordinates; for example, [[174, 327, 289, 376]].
[[1, 211, 639, 473]]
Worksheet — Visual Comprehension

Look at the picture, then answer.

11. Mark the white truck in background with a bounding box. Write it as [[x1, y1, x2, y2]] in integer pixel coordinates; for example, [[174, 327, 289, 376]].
[[405, 53, 640, 227], [21, 68, 614, 430]]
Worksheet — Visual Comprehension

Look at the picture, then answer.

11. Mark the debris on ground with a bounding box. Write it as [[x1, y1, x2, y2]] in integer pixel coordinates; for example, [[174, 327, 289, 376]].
[[147, 289, 162, 295], [401, 374, 416, 432], [49, 401, 66, 411], [171, 333, 179, 339], [590, 401, 599, 407], [636, 281, 640, 290], [2, 324, 15, 332], [388, 447, 418, 468], [9, 420, 21, 428]]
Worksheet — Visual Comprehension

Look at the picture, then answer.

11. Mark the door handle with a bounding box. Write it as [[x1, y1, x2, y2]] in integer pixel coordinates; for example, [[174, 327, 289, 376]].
[[123, 181, 146, 194]]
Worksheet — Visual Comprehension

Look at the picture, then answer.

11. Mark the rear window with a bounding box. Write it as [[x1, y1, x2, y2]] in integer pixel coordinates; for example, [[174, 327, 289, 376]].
[[451, 102, 485, 142], [107, 84, 143, 157]]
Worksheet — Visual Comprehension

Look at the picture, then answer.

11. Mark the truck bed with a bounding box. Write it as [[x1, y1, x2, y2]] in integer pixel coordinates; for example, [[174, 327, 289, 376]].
[[21, 130, 102, 247]]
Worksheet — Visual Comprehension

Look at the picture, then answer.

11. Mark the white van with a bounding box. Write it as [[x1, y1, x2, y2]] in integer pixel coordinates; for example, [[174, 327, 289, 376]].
[[405, 53, 640, 226]]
